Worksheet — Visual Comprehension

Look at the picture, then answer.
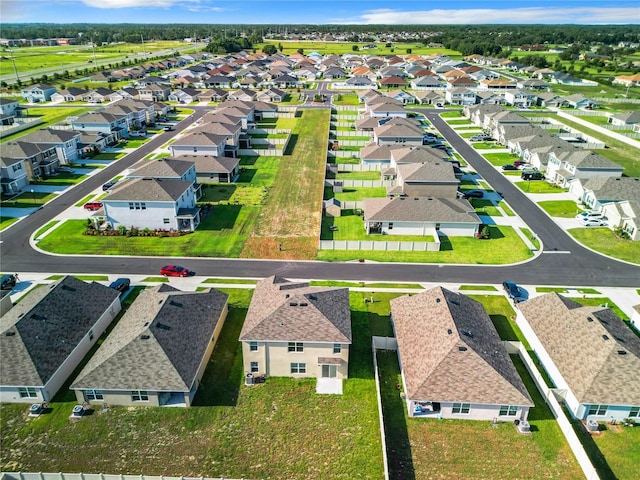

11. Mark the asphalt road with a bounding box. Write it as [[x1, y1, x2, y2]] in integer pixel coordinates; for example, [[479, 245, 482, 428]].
[[1, 106, 639, 287]]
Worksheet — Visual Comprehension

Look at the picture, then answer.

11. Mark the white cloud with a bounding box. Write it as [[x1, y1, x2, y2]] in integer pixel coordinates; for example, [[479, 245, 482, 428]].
[[345, 7, 640, 25]]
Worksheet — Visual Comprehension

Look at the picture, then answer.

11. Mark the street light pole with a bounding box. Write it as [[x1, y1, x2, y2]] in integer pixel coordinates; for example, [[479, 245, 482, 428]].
[[9, 49, 20, 84], [30, 188, 36, 207]]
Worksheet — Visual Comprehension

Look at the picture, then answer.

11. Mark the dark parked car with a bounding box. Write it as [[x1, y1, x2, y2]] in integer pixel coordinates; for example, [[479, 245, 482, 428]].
[[160, 265, 191, 277], [108, 277, 131, 295], [164, 125, 174, 131], [502, 164, 518, 171], [1, 274, 17, 290], [503, 281, 526, 303], [102, 180, 118, 191], [521, 171, 545, 180], [463, 190, 484, 199]]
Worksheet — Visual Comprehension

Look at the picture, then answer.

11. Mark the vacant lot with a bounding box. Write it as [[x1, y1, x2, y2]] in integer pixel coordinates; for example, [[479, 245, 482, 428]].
[[241, 109, 330, 260]]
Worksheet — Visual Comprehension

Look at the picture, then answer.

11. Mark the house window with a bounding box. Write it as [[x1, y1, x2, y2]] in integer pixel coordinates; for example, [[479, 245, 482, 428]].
[[629, 407, 640, 418], [131, 390, 149, 402], [588, 405, 608, 416], [388, 223, 393, 230], [499, 405, 518, 416], [88, 329, 94, 341], [290, 363, 306, 374], [452, 403, 470, 414], [250, 361, 259, 373], [12, 164, 22, 172], [163, 218, 170, 224], [140, 203, 146, 210], [333, 344, 341, 354], [129, 202, 135, 210], [288, 342, 303, 352], [18, 387, 37, 398], [249, 341, 258, 352], [84, 389, 103, 401], [134, 202, 141, 210]]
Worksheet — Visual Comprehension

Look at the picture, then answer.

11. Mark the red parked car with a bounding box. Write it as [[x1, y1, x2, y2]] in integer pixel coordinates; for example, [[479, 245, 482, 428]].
[[83, 202, 103, 211], [160, 265, 191, 277]]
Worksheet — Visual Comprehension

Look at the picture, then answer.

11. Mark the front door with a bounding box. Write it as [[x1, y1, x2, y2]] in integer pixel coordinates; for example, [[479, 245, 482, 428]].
[[322, 365, 337, 378]]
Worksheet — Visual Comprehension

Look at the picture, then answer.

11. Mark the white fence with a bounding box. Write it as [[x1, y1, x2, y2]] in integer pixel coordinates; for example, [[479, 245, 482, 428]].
[[328, 151, 361, 159], [334, 114, 359, 120], [1, 475, 249, 480], [326, 179, 386, 188], [330, 139, 368, 147], [274, 112, 296, 118], [318, 239, 440, 252], [371, 337, 395, 480], [0, 118, 42, 138], [331, 122, 356, 128], [247, 127, 291, 135], [592, 97, 640, 104], [334, 105, 364, 111], [331, 130, 372, 138], [332, 163, 381, 172], [239, 148, 284, 156], [503, 341, 600, 480]]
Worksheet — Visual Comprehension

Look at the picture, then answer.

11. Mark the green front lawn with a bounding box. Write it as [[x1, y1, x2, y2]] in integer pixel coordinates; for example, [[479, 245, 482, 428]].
[[1, 107, 91, 142], [591, 423, 640, 480], [332, 93, 360, 106], [537, 200, 584, 218], [321, 211, 434, 242], [36, 208, 260, 257], [470, 199, 502, 216], [568, 228, 640, 265], [514, 181, 568, 194], [318, 226, 533, 264], [30, 172, 88, 186], [482, 152, 517, 166], [0, 216, 19, 230], [1, 191, 56, 208]]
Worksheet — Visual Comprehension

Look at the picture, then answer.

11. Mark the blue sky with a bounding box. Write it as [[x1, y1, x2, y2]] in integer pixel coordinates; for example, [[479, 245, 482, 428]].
[[2, 0, 639, 24]]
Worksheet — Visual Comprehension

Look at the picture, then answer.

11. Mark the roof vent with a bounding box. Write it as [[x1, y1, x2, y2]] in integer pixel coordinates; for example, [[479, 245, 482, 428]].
[[299, 302, 308, 307], [144, 322, 149, 326], [599, 318, 609, 325], [169, 300, 183, 308], [62, 285, 76, 292], [289, 302, 298, 307], [462, 330, 474, 338], [602, 334, 609, 341], [141, 334, 150, 340], [458, 346, 467, 351], [618, 350, 627, 355], [309, 294, 317, 301], [436, 298, 441, 303], [156, 323, 172, 331], [5, 331, 16, 336], [285, 294, 290, 298], [587, 317, 593, 322], [447, 329, 452, 335]]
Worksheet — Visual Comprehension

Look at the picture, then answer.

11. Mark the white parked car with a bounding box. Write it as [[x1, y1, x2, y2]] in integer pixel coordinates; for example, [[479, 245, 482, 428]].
[[576, 211, 604, 220], [579, 217, 607, 227]]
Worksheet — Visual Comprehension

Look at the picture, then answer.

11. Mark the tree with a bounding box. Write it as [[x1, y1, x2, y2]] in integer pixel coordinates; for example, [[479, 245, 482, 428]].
[[352, 45, 359, 51], [262, 44, 277, 55], [406, 48, 412, 54], [297, 48, 304, 55], [278, 42, 283, 52]]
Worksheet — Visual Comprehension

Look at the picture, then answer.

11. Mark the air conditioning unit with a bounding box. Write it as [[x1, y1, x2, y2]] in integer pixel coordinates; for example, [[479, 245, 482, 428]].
[[587, 419, 599, 433], [28, 403, 43, 417], [245, 373, 254, 386], [71, 405, 85, 418], [517, 420, 531, 434]]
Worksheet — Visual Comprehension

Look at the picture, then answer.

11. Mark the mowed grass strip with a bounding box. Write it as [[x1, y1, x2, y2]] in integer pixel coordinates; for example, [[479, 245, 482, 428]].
[[241, 109, 330, 259]]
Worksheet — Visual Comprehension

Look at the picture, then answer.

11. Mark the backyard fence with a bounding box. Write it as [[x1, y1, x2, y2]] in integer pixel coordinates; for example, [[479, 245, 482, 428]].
[[371, 336, 396, 480], [0, 475, 250, 480], [592, 97, 640, 104], [327, 151, 361, 159], [239, 148, 284, 156], [503, 341, 600, 480], [330, 139, 368, 147], [325, 179, 388, 188], [331, 122, 356, 128], [247, 128, 291, 135], [330, 130, 372, 138], [334, 105, 364, 111], [334, 163, 382, 172], [274, 112, 296, 118], [318, 239, 440, 252], [0, 118, 42, 138]]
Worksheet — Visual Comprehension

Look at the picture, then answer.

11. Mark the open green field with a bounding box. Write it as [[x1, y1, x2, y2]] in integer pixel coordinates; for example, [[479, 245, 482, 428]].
[[0, 287, 385, 478], [256, 42, 460, 57], [1, 107, 91, 142], [240, 109, 330, 260], [0, 41, 195, 78]]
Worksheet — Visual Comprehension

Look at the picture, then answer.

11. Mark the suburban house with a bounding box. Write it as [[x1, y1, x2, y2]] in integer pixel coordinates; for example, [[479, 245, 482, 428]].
[[169, 131, 227, 158], [21, 84, 57, 103], [71, 111, 129, 141], [176, 154, 240, 183], [71, 285, 229, 407], [373, 119, 423, 146], [128, 158, 199, 197], [504, 89, 538, 107], [601, 200, 640, 241], [50, 87, 89, 103], [360, 144, 448, 166], [19, 128, 82, 164], [102, 177, 200, 232], [517, 293, 640, 421], [445, 87, 476, 106], [0, 157, 29, 194], [546, 150, 623, 187], [391, 287, 533, 420], [362, 196, 480, 237], [168, 88, 201, 104], [385, 153, 460, 198], [608, 111, 640, 127], [0, 141, 60, 179], [138, 84, 171, 102], [0, 276, 121, 403], [569, 176, 640, 211], [239, 276, 352, 381]]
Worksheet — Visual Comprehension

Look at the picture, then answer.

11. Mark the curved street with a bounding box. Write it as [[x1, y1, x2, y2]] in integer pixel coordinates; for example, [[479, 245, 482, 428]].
[[1, 105, 639, 287]]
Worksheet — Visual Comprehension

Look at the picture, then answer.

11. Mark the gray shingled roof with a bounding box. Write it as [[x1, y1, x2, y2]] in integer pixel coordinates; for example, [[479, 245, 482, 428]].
[[397, 162, 458, 183], [583, 177, 640, 203], [71, 286, 228, 392], [364, 197, 479, 224], [175, 154, 239, 174], [172, 131, 227, 148], [391, 146, 450, 164], [20, 128, 80, 144], [556, 150, 623, 170], [239, 276, 351, 344], [104, 177, 192, 202], [1, 276, 120, 387], [391, 287, 532, 405], [130, 158, 194, 179], [1, 141, 53, 159], [518, 293, 640, 405], [375, 123, 423, 138]]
